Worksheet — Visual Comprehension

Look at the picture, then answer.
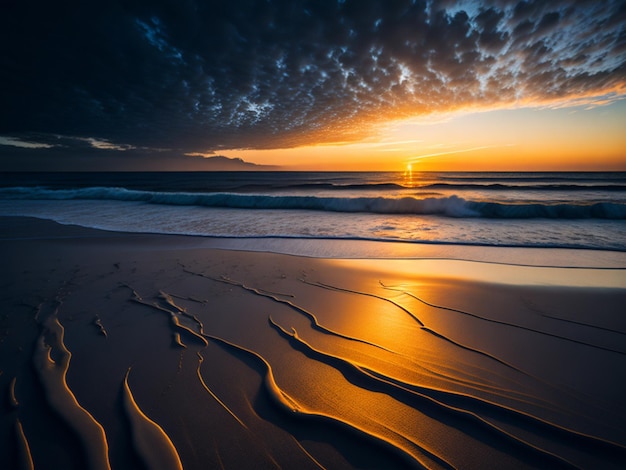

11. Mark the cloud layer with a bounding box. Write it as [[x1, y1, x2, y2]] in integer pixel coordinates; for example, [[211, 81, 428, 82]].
[[1, 0, 624, 164]]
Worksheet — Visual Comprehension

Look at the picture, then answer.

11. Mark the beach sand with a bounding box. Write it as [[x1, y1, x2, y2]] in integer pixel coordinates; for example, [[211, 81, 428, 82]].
[[1, 216, 625, 469]]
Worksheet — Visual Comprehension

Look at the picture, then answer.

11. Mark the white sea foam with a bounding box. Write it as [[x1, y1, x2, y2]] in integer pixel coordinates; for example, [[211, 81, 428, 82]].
[[1, 186, 625, 219], [1, 171, 625, 253], [2, 198, 626, 254]]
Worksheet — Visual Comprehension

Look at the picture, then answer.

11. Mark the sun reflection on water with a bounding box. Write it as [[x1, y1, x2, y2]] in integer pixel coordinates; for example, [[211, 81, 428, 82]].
[[403, 163, 413, 187]]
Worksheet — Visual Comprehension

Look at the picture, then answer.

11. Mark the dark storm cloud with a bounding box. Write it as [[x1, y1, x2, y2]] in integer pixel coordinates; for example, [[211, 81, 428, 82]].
[[0, 0, 624, 168]]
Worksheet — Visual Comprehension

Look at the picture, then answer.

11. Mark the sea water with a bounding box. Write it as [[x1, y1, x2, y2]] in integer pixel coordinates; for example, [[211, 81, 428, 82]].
[[1, 171, 625, 254]]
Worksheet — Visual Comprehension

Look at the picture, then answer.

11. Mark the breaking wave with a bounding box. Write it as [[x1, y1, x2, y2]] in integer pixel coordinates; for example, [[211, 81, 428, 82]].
[[2, 186, 626, 219]]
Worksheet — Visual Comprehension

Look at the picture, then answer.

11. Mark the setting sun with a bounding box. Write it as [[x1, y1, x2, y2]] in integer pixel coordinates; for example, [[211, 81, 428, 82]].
[[225, 99, 626, 171]]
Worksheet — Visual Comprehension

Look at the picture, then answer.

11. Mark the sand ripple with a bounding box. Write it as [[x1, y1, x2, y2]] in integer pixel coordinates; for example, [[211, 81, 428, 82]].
[[2, 242, 625, 469]]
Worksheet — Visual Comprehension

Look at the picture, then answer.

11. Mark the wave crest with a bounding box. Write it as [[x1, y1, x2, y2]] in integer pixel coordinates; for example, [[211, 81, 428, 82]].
[[2, 186, 626, 220]]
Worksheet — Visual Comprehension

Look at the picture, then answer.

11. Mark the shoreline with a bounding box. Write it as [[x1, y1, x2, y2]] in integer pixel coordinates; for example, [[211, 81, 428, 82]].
[[3, 215, 626, 269], [1, 215, 625, 469]]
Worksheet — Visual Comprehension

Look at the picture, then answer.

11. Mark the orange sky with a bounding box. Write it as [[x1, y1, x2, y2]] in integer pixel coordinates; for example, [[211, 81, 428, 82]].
[[226, 100, 626, 171], [3, 2, 626, 172]]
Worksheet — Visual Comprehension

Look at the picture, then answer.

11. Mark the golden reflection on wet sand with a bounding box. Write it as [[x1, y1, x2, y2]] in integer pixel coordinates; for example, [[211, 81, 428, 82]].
[[1, 218, 625, 469]]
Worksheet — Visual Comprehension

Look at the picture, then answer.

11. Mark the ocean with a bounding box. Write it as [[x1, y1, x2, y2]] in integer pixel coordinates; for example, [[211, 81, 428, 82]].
[[1, 171, 625, 255]]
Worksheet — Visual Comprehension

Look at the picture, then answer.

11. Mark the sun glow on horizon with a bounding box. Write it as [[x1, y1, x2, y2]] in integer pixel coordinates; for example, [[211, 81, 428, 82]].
[[404, 163, 413, 185], [225, 100, 626, 172]]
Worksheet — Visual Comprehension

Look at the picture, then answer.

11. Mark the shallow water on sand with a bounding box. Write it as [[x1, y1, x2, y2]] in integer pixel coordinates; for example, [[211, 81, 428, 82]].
[[2, 171, 626, 251]]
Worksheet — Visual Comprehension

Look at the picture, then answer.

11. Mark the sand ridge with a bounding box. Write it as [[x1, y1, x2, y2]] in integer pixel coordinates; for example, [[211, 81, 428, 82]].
[[1, 216, 625, 469]]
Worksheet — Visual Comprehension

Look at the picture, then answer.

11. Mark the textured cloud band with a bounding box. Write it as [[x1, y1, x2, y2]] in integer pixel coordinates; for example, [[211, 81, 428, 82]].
[[1, 0, 624, 155]]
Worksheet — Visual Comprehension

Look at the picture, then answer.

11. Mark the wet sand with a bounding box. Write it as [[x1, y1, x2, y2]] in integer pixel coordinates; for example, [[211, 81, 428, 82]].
[[1, 216, 625, 469]]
